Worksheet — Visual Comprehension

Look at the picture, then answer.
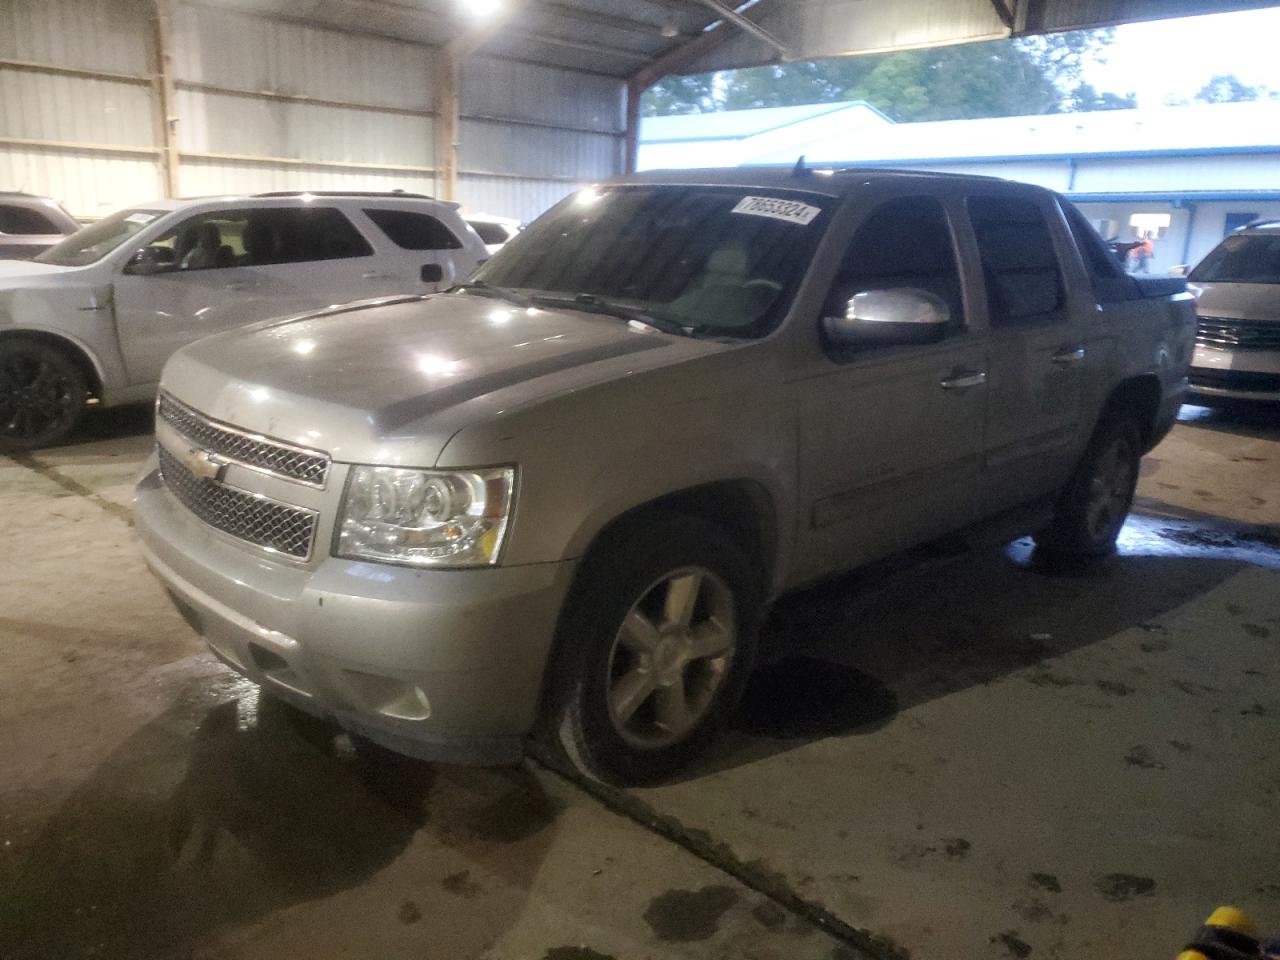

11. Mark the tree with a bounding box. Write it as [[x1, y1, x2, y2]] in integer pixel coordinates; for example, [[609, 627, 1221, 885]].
[[641, 27, 1137, 121], [642, 74, 717, 117], [1195, 74, 1263, 103]]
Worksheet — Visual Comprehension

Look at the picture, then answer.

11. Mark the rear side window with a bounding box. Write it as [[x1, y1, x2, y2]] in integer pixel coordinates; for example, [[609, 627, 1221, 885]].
[[468, 220, 511, 245], [240, 207, 373, 265], [364, 208, 461, 250], [968, 196, 1064, 325], [0, 204, 60, 234], [828, 195, 965, 328], [1190, 233, 1280, 284]]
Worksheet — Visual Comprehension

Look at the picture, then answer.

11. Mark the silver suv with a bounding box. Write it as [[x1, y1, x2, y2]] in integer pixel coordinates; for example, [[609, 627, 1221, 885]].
[[134, 169, 1194, 783], [1188, 219, 1280, 403], [0, 192, 80, 260], [0, 191, 487, 450]]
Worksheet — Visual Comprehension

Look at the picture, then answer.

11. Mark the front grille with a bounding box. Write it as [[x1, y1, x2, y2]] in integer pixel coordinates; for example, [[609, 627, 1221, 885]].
[[158, 445, 318, 559], [158, 392, 330, 487], [1195, 317, 1280, 351], [1190, 367, 1280, 394]]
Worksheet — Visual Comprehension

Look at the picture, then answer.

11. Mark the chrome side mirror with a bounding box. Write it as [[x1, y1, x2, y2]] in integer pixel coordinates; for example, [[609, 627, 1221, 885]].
[[123, 246, 176, 276], [822, 288, 951, 349]]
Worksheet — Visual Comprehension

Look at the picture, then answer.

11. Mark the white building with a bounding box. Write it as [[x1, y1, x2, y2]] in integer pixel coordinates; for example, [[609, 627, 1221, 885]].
[[639, 100, 1280, 273]]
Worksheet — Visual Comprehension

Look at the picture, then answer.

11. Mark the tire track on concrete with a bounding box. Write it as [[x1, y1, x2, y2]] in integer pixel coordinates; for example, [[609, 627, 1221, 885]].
[[527, 743, 908, 960], [6, 453, 134, 526]]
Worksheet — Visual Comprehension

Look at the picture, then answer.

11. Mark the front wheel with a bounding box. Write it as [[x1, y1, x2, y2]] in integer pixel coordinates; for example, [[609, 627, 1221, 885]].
[[548, 513, 762, 785], [1035, 414, 1143, 559], [0, 338, 88, 453]]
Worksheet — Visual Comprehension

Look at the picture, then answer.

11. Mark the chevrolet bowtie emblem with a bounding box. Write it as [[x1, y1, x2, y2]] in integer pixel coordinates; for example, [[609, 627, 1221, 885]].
[[183, 446, 229, 483]]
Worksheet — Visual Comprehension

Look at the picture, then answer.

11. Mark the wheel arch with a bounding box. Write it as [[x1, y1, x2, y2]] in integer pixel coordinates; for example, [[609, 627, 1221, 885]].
[[0, 328, 105, 399], [1099, 373, 1162, 451]]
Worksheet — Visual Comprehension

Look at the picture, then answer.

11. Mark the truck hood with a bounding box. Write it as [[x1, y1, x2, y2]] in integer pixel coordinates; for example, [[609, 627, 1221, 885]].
[[163, 293, 726, 466], [1192, 282, 1280, 322]]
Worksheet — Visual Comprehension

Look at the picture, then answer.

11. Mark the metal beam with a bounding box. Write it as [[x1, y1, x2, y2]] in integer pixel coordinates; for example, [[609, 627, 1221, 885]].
[[0, 136, 161, 158], [435, 53, 461, 201], [988, 0, 1015, 29], [692, 0, 788, 57], [0, 58, 152, 86], [151, 0, 181, 198], [624, 81, 642, 174], [180, 150, 435, 174], [630, 0, 781, 89], [461, 113, 625, 137], [175, 80, 437, 119]]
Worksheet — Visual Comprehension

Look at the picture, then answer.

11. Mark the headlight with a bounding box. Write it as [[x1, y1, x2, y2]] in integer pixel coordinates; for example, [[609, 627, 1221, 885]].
[[336, 465, 514, 567]]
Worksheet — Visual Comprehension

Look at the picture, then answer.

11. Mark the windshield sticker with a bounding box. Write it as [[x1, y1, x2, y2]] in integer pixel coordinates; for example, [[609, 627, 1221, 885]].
[[731, 196, 821, 226], [124, 212, 157, 225]]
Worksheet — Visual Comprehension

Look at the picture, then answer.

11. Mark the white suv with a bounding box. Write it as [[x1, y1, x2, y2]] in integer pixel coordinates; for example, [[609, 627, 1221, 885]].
[[0, 191, 488, 449]]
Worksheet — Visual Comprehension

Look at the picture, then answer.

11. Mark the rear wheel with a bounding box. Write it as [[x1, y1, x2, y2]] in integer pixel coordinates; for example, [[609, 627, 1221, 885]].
[[1035, 414, 1143, 559], [0, 338, 88, 453], [548, 513, 761, 784]]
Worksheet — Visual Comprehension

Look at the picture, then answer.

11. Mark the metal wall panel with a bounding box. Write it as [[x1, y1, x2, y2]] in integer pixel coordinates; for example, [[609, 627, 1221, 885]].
[[175, 88, 433, 167], [0, 0, 152, 74], [174, 4, 436, 112], [462, 56, 624, 133], [0, 148, 161, 216], [458, 120, 619, 181], [0, 68, 155, 147], [456, 175, 579, 223], [179, 157, 434, 197]]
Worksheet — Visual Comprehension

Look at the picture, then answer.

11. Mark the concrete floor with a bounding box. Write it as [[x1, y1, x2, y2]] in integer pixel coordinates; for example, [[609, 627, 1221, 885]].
[[1, 402, 1278, 960]]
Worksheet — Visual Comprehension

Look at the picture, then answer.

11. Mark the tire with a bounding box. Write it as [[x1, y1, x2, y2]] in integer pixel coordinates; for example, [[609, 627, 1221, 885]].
[[1034, 413, 1143, 559], [0, 338, 88, 453], [547, 512, 762, 785]]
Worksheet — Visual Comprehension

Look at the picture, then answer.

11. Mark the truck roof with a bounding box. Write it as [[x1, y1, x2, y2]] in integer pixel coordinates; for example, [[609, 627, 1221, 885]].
[[617, 165, 1017, 198]]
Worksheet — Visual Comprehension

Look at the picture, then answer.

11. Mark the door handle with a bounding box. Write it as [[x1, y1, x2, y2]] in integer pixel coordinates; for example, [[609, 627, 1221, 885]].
[[1052, 346, 1086, 365], [361, 271, 395, 280], [223, 280, 254, 291], [940, 370, 987, 390]]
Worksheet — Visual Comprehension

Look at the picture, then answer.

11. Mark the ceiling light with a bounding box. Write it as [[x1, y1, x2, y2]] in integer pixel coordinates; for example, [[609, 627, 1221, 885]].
[[461, 0, 501, 17]]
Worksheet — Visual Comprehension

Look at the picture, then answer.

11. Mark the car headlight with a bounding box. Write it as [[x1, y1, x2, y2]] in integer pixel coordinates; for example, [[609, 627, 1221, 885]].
[[336, 465, 515, 567]]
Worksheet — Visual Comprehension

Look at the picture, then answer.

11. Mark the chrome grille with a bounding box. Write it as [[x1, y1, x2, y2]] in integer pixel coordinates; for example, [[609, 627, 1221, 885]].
[[157, 445, 317, 559], [1195, 317, 1280, 351], [158, 392, 330, 487]]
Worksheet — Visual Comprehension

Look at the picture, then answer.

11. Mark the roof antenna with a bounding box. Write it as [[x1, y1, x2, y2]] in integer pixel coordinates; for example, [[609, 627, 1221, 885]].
[[792, 155, 809, 177]]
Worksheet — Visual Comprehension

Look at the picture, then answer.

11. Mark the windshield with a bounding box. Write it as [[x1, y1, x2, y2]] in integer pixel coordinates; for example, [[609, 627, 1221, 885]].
[[1190, 233, 1280, 285], [34, 208, 167, 267], [472, 185, 835, 338]]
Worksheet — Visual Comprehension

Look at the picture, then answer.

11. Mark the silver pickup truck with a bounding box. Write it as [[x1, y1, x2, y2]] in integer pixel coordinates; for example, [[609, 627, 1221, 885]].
[[134, 169, 1194, 784]]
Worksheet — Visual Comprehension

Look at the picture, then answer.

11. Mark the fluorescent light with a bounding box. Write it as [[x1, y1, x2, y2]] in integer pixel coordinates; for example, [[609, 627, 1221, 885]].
[[461, 0, 501, 16]]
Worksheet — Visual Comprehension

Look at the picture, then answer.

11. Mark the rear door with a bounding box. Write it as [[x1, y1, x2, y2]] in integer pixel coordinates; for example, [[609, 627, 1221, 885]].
[[961, 192, 1090, 511], [793, 192, 991, 583]]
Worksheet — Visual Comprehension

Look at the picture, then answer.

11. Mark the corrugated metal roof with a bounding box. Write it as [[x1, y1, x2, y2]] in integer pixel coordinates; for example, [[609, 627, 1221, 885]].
[[642, 102, 867, 143]]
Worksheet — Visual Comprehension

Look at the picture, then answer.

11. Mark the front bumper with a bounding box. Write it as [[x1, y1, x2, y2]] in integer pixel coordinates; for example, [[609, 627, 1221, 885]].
[[1190, 343, 1280, 403], [134, 456, 576, 764]]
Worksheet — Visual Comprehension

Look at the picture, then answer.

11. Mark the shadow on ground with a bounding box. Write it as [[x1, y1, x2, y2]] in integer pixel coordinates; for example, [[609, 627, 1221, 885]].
[[0, 675, 561, 960], [1177, 400, 1280, 442]]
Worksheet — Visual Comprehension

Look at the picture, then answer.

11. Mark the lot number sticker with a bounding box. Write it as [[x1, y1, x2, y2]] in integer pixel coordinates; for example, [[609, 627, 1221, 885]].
[[731, 196, 821, 225]]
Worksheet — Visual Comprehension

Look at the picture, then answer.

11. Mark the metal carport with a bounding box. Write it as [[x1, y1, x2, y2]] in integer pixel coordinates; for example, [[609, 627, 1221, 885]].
[[1, 0, 1276, 220]]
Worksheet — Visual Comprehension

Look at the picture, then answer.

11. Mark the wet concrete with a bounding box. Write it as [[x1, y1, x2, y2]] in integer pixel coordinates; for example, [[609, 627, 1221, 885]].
[[3, 400, 1279, 959]]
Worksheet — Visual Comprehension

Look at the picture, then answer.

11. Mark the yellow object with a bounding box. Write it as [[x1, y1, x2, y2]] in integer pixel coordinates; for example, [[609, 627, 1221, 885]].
[[1175, 951, 1208, 960], [1206, 906, 1257, 936]]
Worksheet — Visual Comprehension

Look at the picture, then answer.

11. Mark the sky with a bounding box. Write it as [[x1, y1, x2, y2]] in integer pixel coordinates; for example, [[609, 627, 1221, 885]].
[[1084, 7, 1280, 106]]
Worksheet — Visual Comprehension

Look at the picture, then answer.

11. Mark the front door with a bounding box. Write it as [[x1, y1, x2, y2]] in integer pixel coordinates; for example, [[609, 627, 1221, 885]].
[[793, 194, 990, 585], [961, 193, 1088, 511], [113, 205, 379, 385]]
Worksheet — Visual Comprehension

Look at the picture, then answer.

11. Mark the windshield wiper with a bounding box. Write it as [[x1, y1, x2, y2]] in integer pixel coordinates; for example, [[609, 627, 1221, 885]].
[[451, 280, 532, 307], [530, 293, 691, 337]]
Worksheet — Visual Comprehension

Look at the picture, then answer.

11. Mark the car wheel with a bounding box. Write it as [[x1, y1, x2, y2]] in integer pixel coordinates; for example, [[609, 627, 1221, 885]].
[[549, 513, 762, 785], [1035, 414, 1143, 559], [0, 338, 88, 453]]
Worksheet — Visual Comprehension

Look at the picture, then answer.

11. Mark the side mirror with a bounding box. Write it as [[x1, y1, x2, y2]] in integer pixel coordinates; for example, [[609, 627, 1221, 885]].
[[822, 288, 950, 349], [420, 263, 444, 284], [124, 246, 176, 276], [1168, 264, 1189, 277]]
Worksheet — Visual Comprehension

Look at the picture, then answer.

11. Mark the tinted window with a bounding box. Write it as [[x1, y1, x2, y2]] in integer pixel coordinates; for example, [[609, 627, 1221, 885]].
[[247, 207, 373, 264], [365, 208, 461, 250], [146, 212, 252, 271], [0, 204, 60, 234], [828, 196, 965, 329], [1061, 201, 1124, 282], [1190, 233, 1280, 285], [968, 196, 1064, 325], [475, 186, 834, 339], [468, 220, 511, 245]]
